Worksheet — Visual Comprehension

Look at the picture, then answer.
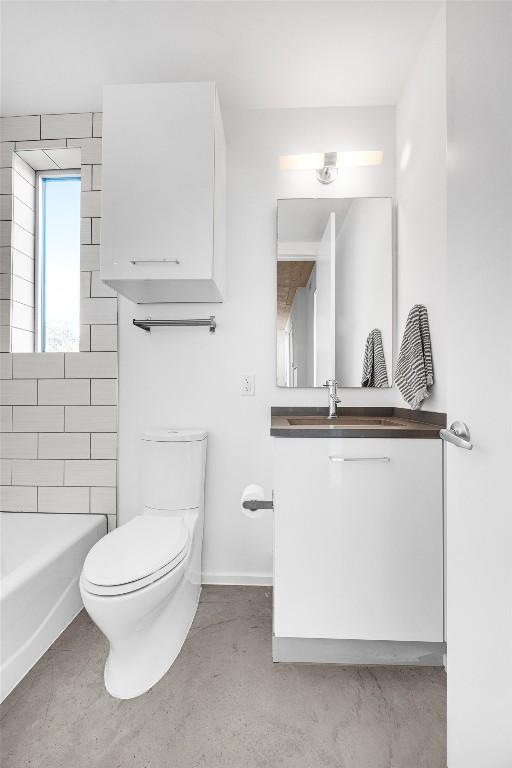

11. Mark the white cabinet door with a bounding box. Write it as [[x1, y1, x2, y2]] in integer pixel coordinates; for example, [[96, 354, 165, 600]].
[[273, 437, 443, 642], [314, 212, 336, 385], [101, 82, 225, 303]]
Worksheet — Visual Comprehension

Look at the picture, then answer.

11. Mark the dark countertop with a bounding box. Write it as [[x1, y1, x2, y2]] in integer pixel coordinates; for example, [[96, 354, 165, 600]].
[[271, 407, 446, 439]]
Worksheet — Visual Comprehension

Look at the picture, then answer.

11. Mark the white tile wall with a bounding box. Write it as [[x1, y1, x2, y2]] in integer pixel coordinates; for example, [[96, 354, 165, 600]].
[[38, 486, 89, 514], [13, 405, 64, 431], [0, 485, 37, 511], [65, 405, 117, 432], [1, 111, 117, 524], [38, 379, 90, 405], [39, 432, 90, 459], [12, 459, 64, 486]]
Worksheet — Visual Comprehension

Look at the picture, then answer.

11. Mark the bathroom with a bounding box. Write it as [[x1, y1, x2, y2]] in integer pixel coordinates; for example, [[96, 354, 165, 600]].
[[0, 1, 511, 766]]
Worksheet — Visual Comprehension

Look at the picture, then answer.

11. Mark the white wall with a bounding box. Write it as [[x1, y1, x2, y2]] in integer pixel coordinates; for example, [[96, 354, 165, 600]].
[[335, 198, 392, 387], [118, 105, 395, 583], [446, 3, 512, 765], [395, 6, 446, 411]]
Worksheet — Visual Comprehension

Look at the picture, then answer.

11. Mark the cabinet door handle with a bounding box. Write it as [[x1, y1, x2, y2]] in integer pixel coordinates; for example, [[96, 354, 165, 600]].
[[329, 456, 390, 463], [130, 259, 180, 265]]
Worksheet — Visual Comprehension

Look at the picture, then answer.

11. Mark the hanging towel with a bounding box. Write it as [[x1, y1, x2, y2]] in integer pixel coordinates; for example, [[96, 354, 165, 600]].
[[361, 329, 389, 388], [395, 304, 434, 409]]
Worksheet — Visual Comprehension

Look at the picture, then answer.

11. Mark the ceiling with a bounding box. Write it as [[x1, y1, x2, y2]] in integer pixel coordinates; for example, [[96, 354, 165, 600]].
[[278, 198, 355, 244], [1, 2, 440, 115], [277, 260, 315, 329]]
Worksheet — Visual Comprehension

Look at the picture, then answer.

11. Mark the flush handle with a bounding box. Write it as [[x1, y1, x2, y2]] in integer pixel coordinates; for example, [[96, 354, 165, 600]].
[[440, 421, 473, 450]]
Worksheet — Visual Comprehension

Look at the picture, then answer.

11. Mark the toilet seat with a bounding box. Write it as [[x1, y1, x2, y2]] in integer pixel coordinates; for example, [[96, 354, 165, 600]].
[[81, 516, 189, 597]]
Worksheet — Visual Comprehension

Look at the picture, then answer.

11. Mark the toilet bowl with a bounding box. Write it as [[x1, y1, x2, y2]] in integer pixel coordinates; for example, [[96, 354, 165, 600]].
[[80, 429, 207, 699]]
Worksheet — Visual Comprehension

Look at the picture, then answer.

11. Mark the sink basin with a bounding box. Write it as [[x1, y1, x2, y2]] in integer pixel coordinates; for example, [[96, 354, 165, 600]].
[[286, 417, 406, 427]]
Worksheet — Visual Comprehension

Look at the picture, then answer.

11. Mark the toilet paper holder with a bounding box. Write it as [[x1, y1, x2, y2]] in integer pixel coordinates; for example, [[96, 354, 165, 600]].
[[242, 499, 274, 512]]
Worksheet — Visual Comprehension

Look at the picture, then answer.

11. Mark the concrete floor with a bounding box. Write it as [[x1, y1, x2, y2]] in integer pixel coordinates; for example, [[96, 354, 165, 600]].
[[0, 586, 446, 768]]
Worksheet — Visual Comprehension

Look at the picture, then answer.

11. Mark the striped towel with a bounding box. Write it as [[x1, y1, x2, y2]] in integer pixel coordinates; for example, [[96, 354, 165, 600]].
[[361, 329, 389, 388], [395, 304, 434, 409]]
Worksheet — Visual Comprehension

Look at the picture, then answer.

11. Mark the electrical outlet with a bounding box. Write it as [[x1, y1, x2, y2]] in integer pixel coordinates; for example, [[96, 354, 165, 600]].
[[241, 375, 255, 396]]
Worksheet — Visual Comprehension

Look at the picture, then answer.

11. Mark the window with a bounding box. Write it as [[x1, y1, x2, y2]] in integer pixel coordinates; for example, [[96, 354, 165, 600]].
[[36, 172, 81, 352]]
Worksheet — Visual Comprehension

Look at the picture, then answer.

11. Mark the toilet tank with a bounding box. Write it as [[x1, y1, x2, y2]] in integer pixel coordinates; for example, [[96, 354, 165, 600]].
[[141, 429, 207, 513]]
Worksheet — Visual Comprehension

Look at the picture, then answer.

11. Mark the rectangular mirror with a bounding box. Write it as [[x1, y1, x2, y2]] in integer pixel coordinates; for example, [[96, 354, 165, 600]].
[[276, 197, 392, 388]]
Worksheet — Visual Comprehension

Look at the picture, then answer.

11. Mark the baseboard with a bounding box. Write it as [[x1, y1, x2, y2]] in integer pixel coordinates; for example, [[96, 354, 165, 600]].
[[202, 572, 273, 587], [273, 636, 446, 666]]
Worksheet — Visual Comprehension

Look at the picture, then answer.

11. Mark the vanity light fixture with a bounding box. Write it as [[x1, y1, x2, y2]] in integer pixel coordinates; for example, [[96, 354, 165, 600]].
[[279, 150, 384, 185]]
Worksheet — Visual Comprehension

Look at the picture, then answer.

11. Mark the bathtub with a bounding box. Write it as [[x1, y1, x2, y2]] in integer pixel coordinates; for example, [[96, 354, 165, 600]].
[[0, 512, 106, 702]]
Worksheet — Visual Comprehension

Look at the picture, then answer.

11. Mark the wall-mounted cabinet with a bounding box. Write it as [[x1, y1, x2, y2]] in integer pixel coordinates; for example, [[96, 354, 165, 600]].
[[101, 82, 226, 303]]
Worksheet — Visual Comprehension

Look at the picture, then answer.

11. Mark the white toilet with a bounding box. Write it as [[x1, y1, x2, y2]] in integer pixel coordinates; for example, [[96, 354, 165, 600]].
[[80, 428, 207, 699]]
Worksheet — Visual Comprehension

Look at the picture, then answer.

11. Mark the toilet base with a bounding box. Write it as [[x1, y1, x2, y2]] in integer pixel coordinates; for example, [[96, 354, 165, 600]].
[[104, 577, 201, 700]]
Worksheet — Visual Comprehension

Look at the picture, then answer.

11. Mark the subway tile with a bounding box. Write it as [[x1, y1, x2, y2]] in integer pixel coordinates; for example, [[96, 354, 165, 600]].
[[0, 221, 11, 247], [0, 168, 12, 195], [0, 142, 14, 168], [13, 198, 34, 233], [80, 165, 92, 191], [12, 276, 34, 307], [39, 432, 90, 459], [12, 459, 64, 486], [65, 351, 117, 378], [91, 433, 117, 459], [13, 405, 64, 431], [0, 246, 10, 273], [91, 379, 116, 405], [12, 153, 36, 187], [11, 249, 34, 282], [65, 405, 116, 432], [0, 485, 37, 511], [0, 406, 12, 431], [0, 379, 37, 405], [91, 218, 101, 244], [12, 170, 35, 207], [79, 325, 91, 352], [0, 299, 11, 324], [92, 113, 102, 138], [0, 194, 12, 220], [65, 459, 116, 487], [0, 433, 37, 458], [90, 325, 117, 351], [0, 274, 10, 300], [107, 514, 117, 532], [92, 165, 102, 190], [10, 328, 34, 352], [81, 190, 101, 218], [0, 325, 10, 353], [68, 138, 101, 165], [80, 218, 92, 245], [0, 353, 12, 379], [80, 245, 100, 270], [90, 271, 116, 298], [90, 486, 116, 515], [0, 458, 11, 484], [13, 352, 64, 378], [38, 378, 90, 405], [11, 300, 34, 332], [0, 116, 40, 143], [80, 271, 91, 298], [80, 297, 117, 325], [38, 486, 89, 514], [15, 139, 66, 151], [12, 224, 34, 258], [41, 113, 92, 140]]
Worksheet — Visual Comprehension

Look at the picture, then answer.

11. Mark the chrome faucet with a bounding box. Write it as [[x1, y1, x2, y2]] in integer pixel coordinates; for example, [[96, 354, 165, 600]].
[[323, 379, 340, 419]]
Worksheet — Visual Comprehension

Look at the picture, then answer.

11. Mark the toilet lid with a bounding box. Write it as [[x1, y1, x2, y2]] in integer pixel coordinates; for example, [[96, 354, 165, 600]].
[[83, 516, 189, 587]]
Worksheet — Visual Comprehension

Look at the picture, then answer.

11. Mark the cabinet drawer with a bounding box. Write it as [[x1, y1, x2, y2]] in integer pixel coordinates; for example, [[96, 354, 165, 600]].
[[273, 438, 443, 642]]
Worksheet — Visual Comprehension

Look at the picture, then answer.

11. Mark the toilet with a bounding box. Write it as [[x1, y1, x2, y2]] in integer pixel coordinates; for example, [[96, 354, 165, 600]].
[[80, 428, 207, 699]]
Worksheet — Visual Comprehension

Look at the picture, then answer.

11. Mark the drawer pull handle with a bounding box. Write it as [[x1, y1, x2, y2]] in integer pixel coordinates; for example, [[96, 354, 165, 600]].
[[130, 259, 180, 265], [329, 456, 390, 463]]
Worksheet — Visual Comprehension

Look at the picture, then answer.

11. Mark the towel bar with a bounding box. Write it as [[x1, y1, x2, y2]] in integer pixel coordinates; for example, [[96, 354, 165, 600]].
[[133, 317, 216, 333]]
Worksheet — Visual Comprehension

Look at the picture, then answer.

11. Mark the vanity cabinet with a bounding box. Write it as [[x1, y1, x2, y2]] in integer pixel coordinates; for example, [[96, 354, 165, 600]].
[[101, 82, 226, 303], [273, 437, 444, 643]]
